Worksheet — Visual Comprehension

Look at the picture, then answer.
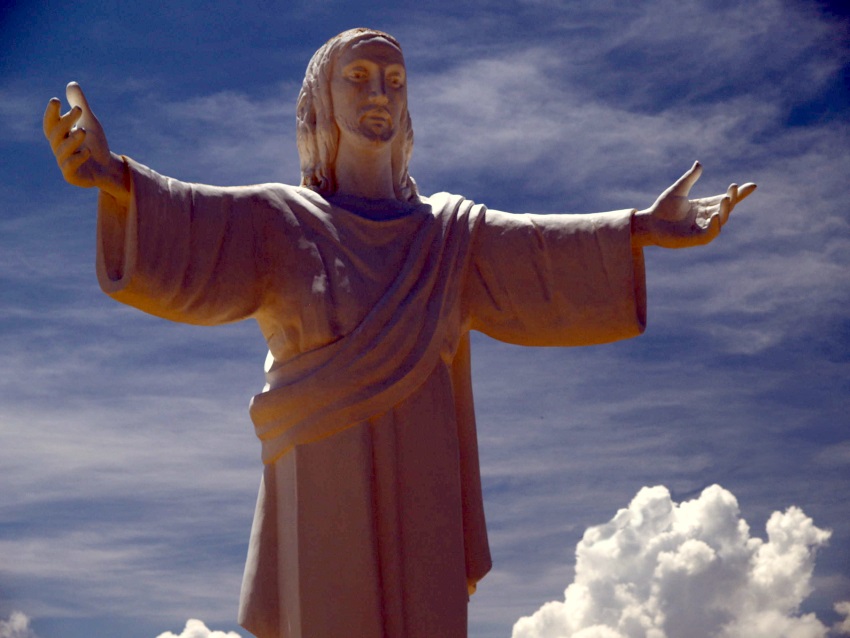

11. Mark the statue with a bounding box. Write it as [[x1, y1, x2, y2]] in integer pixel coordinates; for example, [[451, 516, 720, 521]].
[[43, 27, 755, 638]]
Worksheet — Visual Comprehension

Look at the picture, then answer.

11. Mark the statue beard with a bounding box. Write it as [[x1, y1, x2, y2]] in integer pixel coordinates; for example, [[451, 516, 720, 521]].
[[337, 107, 396, 144]]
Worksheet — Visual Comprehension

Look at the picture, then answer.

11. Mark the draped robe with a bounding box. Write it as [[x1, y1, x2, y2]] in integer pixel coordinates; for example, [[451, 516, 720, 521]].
[[95, 159, 647, 638]]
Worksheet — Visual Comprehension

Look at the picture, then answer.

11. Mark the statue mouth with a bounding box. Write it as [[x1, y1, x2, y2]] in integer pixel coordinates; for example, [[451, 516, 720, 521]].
[[361, 107, 391, 124]]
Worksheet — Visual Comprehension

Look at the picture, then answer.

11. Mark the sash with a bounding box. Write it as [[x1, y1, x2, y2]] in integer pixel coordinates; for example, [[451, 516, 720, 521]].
[[249, 193, 484, 464]]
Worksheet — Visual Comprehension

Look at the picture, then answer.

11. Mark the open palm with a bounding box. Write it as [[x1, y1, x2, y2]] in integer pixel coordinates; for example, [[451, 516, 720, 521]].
[[636, 162, 756, 249]]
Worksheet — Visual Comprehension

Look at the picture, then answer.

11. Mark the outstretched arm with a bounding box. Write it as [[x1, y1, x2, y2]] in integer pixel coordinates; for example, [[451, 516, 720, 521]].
[[43, 82, 130, 206], [632, 162, 756, 248]]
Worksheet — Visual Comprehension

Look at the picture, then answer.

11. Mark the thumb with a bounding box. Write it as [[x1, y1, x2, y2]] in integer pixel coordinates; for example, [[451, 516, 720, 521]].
[[668, 161, 703, 197], [66, 81, 98, 129]]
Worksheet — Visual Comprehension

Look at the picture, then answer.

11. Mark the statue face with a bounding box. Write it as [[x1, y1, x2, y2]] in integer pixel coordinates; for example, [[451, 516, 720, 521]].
[[330, 36, 407, 145]]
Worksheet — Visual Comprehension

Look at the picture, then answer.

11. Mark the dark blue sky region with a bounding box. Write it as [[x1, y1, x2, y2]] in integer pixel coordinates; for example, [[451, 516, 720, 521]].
[[1, 1, 848, 637]]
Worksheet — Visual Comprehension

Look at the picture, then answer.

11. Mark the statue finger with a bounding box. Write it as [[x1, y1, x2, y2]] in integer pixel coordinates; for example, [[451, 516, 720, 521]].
[[60, 147, 91, 177], [42, 98, 62, 139], [669, 161, 703, 196], [689, 210, 721, 246], [55, 128, 86, 163], [704, 212, 722, 243], [718, 194, 731, 226], [49, 106, 83, 150], [736, 182, 757, 202], [66, 81, 97, 129]]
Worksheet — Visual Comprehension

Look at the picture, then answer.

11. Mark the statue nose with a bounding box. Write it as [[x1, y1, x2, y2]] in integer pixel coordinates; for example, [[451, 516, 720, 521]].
[[368, 77, 389, 103], [369, 93, 389, 105]]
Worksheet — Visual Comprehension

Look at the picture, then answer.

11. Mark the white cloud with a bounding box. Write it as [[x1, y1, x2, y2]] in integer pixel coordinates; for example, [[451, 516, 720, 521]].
[[156, 619, 242, 638], [835, 601, 850, 635], [512, 485, 834, 638], [0, 612, 37, 638]]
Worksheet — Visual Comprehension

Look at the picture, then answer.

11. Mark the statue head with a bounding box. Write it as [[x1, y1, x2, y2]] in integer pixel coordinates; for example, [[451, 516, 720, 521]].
[[296, 28, 418, 202]]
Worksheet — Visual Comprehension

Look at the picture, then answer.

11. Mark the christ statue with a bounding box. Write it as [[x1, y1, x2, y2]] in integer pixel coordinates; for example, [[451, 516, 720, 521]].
[[43, 27, 755, 638]]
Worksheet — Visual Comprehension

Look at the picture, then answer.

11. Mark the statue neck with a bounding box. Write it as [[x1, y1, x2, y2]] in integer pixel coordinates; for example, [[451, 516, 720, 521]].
[[333, 135, 398, 200]]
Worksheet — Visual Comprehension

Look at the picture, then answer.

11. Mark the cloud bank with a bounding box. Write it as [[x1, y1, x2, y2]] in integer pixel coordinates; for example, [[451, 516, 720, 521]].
[[512, 485, 844, 638], [0, 614, 246, 638], [155, 619, 242, 638]]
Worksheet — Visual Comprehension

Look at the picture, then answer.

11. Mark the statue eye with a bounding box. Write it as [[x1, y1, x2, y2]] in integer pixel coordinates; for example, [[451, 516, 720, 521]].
[[386, 74, 405, 89], [347, 68, 369, 81]]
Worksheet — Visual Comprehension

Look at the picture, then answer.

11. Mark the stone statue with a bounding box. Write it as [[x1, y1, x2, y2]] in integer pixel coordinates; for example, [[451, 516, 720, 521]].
[[43, 27, 755, 638]]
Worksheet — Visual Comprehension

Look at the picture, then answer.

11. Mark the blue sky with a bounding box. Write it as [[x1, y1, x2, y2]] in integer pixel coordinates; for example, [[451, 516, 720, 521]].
[[1, 1, 849, 637]]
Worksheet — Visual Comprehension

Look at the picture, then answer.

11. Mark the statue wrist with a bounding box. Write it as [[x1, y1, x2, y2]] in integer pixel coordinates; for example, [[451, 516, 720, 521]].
[[100, 153, 130, 206], [631, 209, 655, 247]]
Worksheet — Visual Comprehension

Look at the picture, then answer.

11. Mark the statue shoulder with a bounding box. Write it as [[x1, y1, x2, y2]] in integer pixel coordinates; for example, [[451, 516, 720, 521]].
[[226, 182, 330, 220], [421, 192, 487, 226]]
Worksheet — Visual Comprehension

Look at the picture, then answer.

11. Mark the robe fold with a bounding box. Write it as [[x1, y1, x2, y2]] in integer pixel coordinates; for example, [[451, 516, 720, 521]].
[[95, 158, 647, 638]]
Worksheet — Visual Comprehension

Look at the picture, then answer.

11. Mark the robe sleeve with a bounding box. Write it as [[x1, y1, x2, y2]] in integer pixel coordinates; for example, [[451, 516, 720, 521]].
[[96, 157, 289, 326], [466, 208, 647, 346]]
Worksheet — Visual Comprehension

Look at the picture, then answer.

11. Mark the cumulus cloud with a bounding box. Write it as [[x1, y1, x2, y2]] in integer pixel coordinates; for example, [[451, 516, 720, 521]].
[[0, 612, 37, 638], [156, 619, 243, 638], [512, 485, 838, 638]]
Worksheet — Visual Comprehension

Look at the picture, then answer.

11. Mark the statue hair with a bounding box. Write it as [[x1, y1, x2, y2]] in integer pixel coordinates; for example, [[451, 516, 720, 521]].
[[296, 28, 419, 202]]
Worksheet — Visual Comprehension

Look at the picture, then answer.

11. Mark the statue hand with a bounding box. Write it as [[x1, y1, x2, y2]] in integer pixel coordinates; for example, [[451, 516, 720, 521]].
[[43, 82, 129, 203], [633, 162, 756, 248]]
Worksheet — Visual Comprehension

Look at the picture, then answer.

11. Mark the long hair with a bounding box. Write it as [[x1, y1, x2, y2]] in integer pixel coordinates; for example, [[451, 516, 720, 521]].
[[295, 28, 419, 202]]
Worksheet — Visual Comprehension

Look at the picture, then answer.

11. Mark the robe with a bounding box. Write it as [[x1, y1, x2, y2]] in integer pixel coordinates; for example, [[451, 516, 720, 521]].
[[95, 158, 647, 638]]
